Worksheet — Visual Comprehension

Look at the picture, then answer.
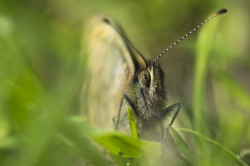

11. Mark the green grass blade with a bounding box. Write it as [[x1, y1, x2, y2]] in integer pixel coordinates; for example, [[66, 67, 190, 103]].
[[178, 128, 248, 166], [170, 127, 194, 164], [217, 73, 250, 109], [127, 107, 138, 139], [59, 118, 110, 166], [193, 17, 220, 133]]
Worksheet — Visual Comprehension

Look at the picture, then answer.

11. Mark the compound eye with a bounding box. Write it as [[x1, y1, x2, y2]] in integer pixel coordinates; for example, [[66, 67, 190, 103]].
[[138, 70, 151, 88]]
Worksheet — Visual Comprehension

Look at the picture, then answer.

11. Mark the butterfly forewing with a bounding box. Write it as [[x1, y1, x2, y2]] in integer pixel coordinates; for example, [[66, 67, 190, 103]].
[[83, 16, 137, 128]]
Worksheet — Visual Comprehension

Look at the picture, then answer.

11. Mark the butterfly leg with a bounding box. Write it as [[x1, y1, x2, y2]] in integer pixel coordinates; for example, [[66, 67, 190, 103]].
[[161, 103, 181, 149], [115, 94, 137, 130]]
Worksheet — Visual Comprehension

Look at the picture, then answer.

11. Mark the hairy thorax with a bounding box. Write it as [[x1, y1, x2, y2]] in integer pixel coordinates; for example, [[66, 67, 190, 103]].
[[127, 63, 166, 131]]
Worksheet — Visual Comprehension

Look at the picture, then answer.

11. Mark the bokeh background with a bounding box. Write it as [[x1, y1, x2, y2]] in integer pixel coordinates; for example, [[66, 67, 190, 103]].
[[0, 0, 249, 165]]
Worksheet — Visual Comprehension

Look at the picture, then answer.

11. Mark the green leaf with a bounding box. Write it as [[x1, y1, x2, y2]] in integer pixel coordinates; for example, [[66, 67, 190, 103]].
[[65, 116, 161, 159], [92, 132, 161, 159]]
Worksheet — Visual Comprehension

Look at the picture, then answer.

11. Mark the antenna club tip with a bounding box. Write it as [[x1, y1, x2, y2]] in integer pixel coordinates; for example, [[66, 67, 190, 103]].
[[216, 8, 228, 15]]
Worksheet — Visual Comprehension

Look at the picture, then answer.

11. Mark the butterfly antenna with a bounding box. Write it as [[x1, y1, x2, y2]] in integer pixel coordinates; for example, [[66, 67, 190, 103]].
[[103, 18, 147, 63], [153, 8, 228, 63]]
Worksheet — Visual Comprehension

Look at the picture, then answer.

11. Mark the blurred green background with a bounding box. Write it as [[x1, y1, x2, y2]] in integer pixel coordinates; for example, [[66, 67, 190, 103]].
[[0, 0, 249, 165]]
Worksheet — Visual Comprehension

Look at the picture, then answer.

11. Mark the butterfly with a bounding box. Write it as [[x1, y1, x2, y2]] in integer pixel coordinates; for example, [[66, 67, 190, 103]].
[[83, 8, 227, 142]]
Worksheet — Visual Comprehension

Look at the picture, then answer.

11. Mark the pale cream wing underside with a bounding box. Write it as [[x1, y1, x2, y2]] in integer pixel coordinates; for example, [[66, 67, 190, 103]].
[[82, 16, 135, 129]]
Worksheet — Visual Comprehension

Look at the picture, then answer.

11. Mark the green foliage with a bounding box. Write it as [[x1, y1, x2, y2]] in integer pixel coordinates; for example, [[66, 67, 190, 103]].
[[127, 107, 138, 139], [170, 127, 193, 165], [178, 128, 247, 166], [0, 0, 249, 166], [92, 131, 161, 159]]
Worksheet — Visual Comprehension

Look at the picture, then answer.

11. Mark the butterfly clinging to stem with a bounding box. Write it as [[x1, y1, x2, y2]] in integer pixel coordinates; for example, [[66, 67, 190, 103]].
[[83, 8, 228, 142]]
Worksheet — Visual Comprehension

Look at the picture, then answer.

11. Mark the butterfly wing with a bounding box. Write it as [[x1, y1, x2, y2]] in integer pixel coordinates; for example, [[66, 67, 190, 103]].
[[82, 16, 137, 129]]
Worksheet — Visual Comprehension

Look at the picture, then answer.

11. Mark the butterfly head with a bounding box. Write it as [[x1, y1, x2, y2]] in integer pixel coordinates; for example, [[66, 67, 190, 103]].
[[137, 61, 163, 93]]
